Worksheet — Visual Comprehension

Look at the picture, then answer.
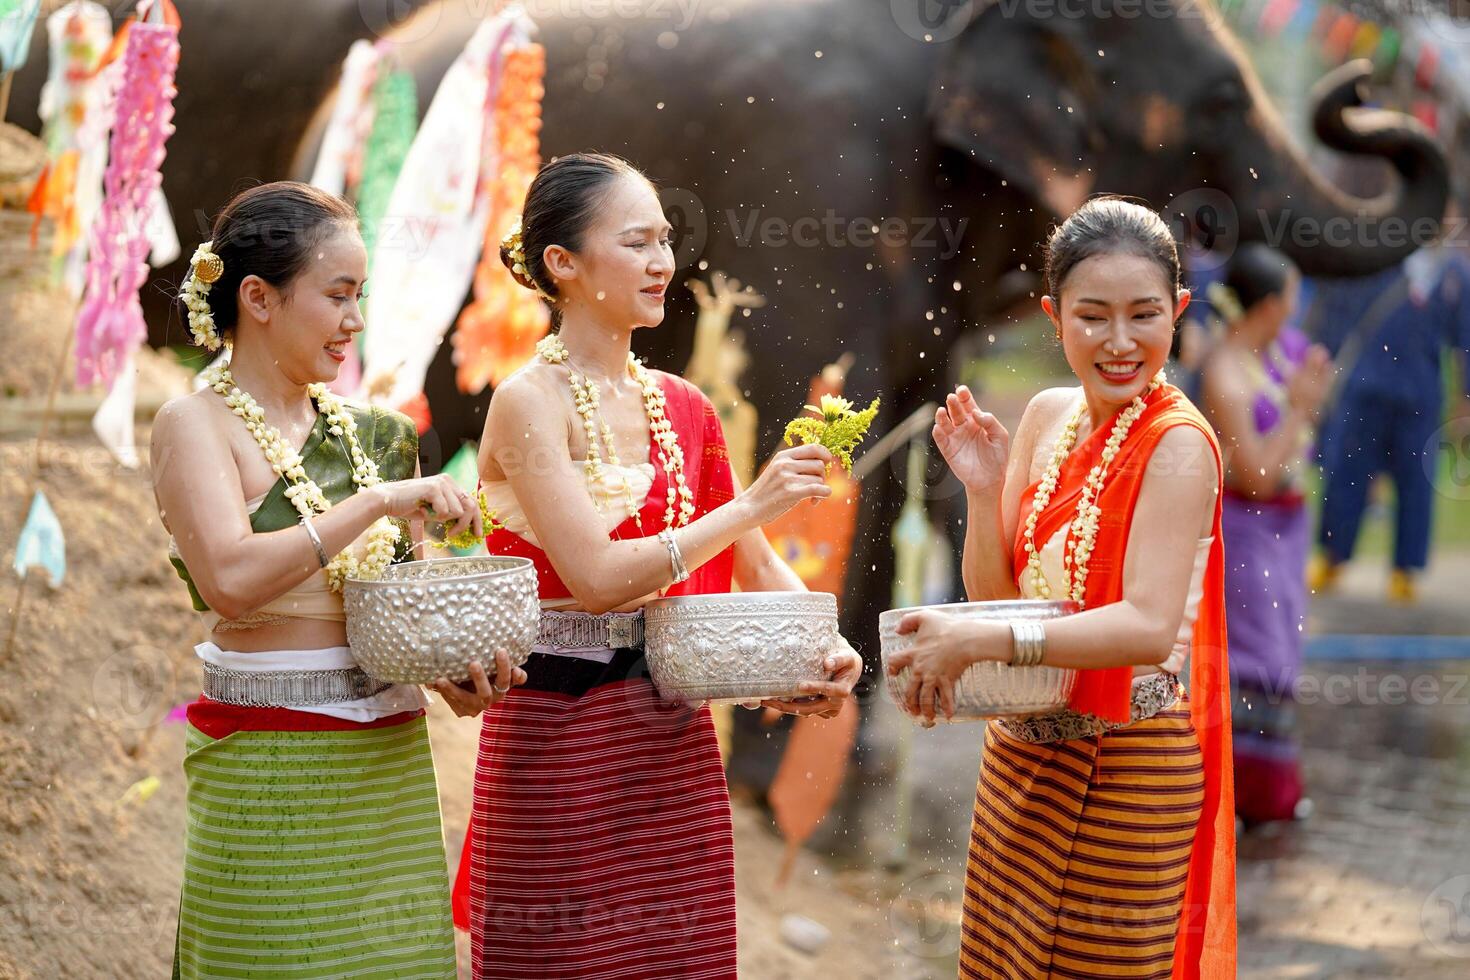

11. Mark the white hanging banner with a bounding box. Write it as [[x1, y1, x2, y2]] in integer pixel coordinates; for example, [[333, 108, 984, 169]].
[[92, 348, 140, 469], [309, 39, 381, 196], [145, 185, 180, 268], [360, 12, 533, 410]]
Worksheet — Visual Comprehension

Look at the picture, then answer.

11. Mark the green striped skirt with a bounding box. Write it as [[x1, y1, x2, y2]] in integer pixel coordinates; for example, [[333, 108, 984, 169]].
[[173, 717, 457, 979]]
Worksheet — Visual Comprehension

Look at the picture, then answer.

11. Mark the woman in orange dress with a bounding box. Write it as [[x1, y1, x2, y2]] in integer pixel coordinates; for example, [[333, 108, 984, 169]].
[[888, 197, 1236, 978]]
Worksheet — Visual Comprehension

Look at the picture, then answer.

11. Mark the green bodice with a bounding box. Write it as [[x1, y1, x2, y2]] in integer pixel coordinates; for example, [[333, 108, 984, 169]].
[[170, 402, 419, 613]]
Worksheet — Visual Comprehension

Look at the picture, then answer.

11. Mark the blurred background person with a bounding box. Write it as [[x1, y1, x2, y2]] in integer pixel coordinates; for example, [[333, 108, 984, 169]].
[[1200, 244, 1331, 826], [1303, 220, 1470, 603]]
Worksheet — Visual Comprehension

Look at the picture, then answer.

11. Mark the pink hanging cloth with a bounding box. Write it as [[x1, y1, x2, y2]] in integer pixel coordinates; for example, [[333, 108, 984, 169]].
[[73, 0, 180, 391]]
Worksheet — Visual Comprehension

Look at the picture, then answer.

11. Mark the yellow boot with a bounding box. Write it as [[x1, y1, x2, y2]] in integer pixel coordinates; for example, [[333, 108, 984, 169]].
[[1388, 568, 1418, 605], [1307, 554, 1340, 594]]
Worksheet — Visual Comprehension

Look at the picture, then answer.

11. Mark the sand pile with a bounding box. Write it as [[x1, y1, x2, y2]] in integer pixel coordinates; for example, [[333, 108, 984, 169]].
[[0, 219, 190, 403], [0, 429, 202, 978]]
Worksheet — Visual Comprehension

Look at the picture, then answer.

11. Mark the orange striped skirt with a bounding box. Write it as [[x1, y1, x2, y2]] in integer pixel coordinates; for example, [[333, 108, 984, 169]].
[[959, 705, 1204, 979]]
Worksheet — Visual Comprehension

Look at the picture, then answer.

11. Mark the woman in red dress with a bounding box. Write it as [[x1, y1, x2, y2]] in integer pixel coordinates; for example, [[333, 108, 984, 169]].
[[454, 152, 864, 978]]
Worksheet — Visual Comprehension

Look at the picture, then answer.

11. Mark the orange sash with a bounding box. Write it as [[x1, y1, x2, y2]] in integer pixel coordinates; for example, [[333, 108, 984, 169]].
[[1011, 384, 1237, 978]]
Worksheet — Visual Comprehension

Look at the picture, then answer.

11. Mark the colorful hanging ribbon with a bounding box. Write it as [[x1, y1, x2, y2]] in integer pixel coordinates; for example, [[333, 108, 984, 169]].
[[451, 40, 548, 395], [360, 10, 531, 411], [309, 39, 380, 197], [74, 1, 180, 391], [0, 0, 41, 72], [358, 63, 417, 278], [28, 1, 113, 293]]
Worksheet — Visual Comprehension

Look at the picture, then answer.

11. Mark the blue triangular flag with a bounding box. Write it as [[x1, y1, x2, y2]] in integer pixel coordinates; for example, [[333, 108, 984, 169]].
[[0, 0, 41, 73], [13, 491, 65, 588]]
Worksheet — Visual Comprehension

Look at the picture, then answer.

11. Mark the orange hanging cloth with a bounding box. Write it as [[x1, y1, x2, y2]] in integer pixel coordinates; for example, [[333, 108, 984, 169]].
[[764, 367, 864, 884], [452, 42, 549, 395], [1010, 383, 1237, 978]]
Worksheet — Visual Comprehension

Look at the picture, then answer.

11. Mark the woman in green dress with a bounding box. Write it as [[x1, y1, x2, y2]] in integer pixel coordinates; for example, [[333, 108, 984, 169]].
[[152, 181, 516, 978]]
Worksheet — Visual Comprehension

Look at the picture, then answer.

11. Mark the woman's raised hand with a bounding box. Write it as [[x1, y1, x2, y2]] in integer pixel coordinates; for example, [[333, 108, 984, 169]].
[[1287, 344, 1334, 423], [372, 474, 483, 539], [934, 385, 1010, 494], [741, 444, 835, 525]]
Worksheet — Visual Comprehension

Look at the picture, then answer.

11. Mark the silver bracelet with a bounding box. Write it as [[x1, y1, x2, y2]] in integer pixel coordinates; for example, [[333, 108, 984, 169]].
[[300, 514, 329, 568], [658, 529, 690, 585], [1009, 620, 1046, 667]]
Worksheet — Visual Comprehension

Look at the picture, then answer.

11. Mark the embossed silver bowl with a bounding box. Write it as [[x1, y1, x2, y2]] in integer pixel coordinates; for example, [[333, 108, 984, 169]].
[[880, 599, 1080, 721], [643, 591, 840, 703], [344, 556, 539, 685]]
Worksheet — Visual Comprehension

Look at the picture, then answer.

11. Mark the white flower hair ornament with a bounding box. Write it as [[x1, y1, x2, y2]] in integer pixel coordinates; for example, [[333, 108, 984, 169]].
[[501, 217, 553, 301], [183, 240, 225, 351]]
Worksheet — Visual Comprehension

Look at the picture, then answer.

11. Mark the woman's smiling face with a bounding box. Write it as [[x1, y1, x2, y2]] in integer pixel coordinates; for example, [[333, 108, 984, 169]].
[[276, 226, 367, 384], [1044, 251, 1189, 414]]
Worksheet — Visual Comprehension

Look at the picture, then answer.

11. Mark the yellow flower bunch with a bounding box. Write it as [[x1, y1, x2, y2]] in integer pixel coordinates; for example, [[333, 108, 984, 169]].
[[782, 394, 881, 474], [432, 489, 505, 552]]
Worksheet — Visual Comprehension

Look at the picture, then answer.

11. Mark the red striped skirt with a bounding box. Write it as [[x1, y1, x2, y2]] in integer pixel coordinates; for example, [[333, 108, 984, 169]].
[[467, 649, 737, 979], [960, 704, 1205, 979]]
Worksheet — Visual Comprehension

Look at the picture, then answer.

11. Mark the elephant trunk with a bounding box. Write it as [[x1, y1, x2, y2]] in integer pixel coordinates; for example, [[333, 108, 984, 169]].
[[1240, 60, 1448, 278]]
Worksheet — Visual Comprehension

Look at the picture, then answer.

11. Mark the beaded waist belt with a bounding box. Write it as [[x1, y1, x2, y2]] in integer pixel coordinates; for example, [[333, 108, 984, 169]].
[[537, 610, 645, 651], [997, 672, 1181, 744], [201, 660, 391, 708]]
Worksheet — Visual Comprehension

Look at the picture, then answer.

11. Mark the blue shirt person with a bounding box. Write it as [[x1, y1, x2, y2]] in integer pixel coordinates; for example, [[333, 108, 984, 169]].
[[1302, 247, 1470, 594]]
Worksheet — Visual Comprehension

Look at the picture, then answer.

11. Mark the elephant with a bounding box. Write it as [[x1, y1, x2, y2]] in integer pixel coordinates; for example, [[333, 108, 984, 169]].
[[325, 0, 1446, 657], [8, 0, 1448, 667]]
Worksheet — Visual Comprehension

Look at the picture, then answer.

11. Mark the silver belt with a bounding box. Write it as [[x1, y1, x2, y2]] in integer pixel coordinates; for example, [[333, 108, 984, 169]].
[[537, 610, 645, 650], [201, 661, 392, 708], [998, 672, 1182, 744]]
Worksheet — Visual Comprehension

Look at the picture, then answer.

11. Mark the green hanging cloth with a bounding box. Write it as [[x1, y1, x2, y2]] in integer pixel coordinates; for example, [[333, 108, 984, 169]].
[[356, 66, 419, 352], [1374, 27, 1400, 74]]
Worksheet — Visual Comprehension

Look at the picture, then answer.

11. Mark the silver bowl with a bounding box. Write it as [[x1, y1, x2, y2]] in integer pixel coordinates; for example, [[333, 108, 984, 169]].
[[343, 556, 539, 684], [643, 591, 840, 703], [879, 599, 1080, 721]]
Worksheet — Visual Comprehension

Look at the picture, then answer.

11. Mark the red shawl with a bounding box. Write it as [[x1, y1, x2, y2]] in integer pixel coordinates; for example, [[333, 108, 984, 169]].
[[480, 370, 736, 600], [1011, 384, 1237, 979]]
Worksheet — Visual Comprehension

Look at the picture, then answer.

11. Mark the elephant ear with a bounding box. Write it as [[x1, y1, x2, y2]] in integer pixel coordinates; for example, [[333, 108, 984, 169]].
[[928, 12, 1102, 217]]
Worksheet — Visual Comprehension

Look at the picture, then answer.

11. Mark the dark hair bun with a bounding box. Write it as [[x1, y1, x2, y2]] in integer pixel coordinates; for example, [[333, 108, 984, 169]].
[[498, 230, 541, 294], [1044, 196, 1181, 303], [182, 180, 357, 337], [509, 152, 652, 326]]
